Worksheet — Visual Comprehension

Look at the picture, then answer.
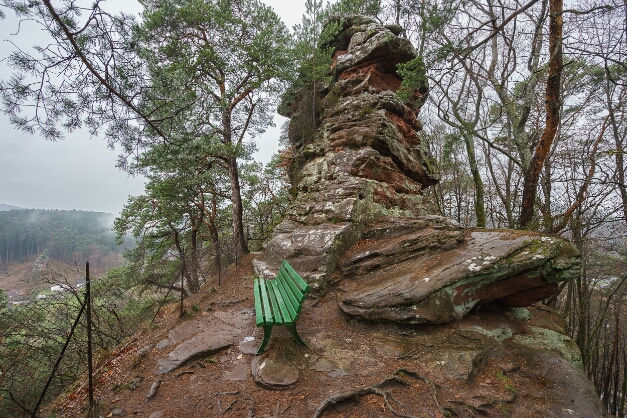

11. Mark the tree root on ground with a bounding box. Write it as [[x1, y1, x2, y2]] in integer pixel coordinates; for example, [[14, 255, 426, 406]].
[[215, 390, 240, 414], [206, 298, 247, 310], [448, 392, 516, 416], [313, 368, 448, 418], [144, 378, 162, 402]]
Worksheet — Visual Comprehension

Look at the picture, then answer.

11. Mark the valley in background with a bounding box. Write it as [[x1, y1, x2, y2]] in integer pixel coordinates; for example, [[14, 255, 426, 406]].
[[0, 205, 132, 303]]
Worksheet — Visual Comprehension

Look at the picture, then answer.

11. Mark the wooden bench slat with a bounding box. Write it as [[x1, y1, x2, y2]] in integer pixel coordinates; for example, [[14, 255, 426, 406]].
[[253, 279, 264, 325], [280, 271, 305, 312], [267, 280, 285, 325], [282, 260, 311, 293], [259, 278, 274, 326], [279, 265, 307, 304], [276, 270, 302, 311], [270, 280, 294, 326], [278, 269, 305, 304], [274, 276, 298, 320]]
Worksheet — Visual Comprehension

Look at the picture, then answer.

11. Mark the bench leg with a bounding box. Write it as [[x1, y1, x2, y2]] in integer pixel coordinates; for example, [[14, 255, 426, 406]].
[[257, 325, 273, 354], [287, 325, 307, 347]]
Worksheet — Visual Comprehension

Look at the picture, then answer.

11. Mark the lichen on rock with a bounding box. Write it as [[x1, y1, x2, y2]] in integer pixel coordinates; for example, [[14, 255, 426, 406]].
[[336, 217, 580, 324]]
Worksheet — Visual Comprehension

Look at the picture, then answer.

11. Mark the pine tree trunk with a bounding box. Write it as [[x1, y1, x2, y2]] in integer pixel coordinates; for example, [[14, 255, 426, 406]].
[[222, 110, 249, 260], [228, 156, 249, 259]]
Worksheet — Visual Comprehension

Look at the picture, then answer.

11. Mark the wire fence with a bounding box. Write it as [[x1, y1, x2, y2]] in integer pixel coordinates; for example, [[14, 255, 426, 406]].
[[0, 261, 181, 417]]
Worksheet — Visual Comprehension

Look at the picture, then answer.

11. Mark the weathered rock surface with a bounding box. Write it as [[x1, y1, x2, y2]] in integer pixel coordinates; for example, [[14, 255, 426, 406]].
[[155, 310, 254, 374], [337, 216, 580, 324], [510, 346, 604, 417], [96, 257, 606, 418], [255, 17, 579, 329], [256, 17, 437, 292]]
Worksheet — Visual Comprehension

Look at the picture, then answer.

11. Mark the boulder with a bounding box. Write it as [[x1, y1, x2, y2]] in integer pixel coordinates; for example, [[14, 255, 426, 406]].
[[251, 356, 299, 390], [337, 217, 580, 324], [155, 311, 254, 374]]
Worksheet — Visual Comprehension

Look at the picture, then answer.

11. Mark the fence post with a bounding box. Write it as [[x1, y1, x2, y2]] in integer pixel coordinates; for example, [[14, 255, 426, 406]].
[[180, 270, 184, 317], [86, 261, 94, 413]]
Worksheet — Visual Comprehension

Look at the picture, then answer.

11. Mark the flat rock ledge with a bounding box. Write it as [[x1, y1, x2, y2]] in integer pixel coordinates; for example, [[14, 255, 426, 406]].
[[337, 217, 580, 324], [251, 356, 299, 390]]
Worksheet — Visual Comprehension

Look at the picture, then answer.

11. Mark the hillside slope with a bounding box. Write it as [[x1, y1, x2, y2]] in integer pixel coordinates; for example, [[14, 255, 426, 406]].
[[53, 255, 605, 418]]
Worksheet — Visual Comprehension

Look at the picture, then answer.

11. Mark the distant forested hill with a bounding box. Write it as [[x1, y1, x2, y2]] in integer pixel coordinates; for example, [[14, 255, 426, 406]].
[[0, 209, 127, 264], [0, 204, 24, 211]]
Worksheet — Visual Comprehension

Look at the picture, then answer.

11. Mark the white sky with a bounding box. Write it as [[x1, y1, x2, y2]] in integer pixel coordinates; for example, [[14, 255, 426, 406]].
[[0, 0, 306, 214]]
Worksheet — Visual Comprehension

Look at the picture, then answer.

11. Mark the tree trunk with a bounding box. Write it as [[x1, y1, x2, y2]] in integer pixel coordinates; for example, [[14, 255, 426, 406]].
[[605, 71, 627, 224], [602, 311, 618, 410], [228, 156, 249, 259], [188, 221, 200, 293], [519, 0, 562, 228], [619, 350, 627, 417], [222, 110, 249, 259], [462, 132, 486, 227], [171, 227, 190, 294], [210, 193, 222, 286], [576, 275, 587, 366]]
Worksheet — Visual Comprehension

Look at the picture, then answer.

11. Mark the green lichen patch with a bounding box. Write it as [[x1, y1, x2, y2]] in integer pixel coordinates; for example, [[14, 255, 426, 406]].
[[512, 326, 583, 370]]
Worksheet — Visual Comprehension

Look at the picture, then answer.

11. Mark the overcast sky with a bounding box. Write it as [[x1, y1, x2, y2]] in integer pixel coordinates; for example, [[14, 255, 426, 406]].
[[0, 0, 305, 215]]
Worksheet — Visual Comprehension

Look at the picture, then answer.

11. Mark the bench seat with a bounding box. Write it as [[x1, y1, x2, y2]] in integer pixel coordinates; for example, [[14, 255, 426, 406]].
[[253, 261, 310, 354]]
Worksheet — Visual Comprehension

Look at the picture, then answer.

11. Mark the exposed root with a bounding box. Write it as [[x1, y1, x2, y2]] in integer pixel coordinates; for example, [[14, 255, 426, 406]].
[[313, 373, 417, 418], [215, 391, 240, 414], [206, 298, 247, 310], [144, 378, 162, 402], [448, 392, 516, 416], [215, 391, 240, 396], [281, 399, 293, 414], [308, 296, 324, 307], [174, 370, 194, 377], [243, 397, 255, 418], [394, 368, 449, 416], [448, 400, 488, 416], [222, 398, 237, 414]]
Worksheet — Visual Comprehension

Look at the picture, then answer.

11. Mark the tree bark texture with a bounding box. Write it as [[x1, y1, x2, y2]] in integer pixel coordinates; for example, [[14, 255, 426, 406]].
[[228, 156, 249, 259], [519, 0, 562, 228]]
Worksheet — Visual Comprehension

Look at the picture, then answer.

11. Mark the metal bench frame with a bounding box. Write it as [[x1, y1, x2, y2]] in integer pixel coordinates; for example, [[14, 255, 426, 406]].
[[253, 261, 311, 354]]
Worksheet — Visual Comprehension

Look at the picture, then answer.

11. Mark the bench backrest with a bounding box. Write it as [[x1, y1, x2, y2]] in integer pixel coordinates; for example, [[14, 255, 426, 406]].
[[278, 260, 310, 302]]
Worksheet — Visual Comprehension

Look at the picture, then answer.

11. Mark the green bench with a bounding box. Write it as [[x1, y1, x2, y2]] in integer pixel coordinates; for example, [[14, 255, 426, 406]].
[[253, 261, 311, 354]]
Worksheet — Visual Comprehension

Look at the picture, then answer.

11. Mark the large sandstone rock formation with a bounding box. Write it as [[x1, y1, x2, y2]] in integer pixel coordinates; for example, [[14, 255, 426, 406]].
[[254, 16, 580, 325], [255, 17, 437, 290]]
